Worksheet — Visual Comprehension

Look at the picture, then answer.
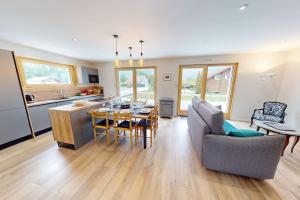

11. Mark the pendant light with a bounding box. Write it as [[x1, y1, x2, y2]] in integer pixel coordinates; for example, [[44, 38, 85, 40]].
[[113, 34, 120, 68], [128, 47, 133, 67], [139, 40, 144, 67]]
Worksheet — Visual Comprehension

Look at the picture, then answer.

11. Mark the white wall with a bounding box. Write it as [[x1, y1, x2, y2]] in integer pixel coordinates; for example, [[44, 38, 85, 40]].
[[0, 39, 98, 84], [98, 52, 287, 121], [278, 49, 300, 128]]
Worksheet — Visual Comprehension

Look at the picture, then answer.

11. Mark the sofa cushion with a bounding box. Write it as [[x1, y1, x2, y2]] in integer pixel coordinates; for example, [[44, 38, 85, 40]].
[[228, 129, 264, 137], [197, 101, 225, 135], [191, 97, 202, 110], [223, 120, 237, 134]]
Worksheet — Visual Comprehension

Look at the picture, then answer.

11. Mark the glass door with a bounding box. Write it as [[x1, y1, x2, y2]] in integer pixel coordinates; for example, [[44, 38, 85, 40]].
[[136, 68, 156, 104], [205, 65, 237, 118], [115, 67, 157, 103], [116, 69, 134, 103], [177, 64, 238, 118], [178, 65, 206, 115]]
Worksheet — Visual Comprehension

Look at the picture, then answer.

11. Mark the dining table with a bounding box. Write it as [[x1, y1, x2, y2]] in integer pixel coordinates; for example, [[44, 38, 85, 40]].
[[91, 104, 155, 149]]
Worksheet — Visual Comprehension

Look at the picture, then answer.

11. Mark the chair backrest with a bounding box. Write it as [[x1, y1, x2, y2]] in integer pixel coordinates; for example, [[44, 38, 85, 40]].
[[263, 102, 287, 118], [92, 111, 109, 128], [113, 112, 133, 128]]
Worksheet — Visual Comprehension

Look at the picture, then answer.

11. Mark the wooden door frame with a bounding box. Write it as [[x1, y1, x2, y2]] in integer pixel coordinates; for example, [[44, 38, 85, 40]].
[[177, 63, 238, 119]]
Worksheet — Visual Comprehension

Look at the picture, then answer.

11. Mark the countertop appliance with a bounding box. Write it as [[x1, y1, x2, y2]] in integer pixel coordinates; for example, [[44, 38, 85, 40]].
[[25, 94, 35, 103], [88, 74, 99, 83]]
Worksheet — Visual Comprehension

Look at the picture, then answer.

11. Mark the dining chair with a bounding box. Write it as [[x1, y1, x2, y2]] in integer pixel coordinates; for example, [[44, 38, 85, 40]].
[[91, 111, 114, 144], [153, 104, 159, 138], [113, 111, 137, 145], [136, 109, 155, 147]]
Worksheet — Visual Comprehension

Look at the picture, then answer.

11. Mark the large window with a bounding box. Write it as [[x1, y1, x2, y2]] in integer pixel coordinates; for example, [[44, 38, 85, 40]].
[[115, 67, 157, 104], [17, 57, 76, 87], [178, 64, 238, 119]]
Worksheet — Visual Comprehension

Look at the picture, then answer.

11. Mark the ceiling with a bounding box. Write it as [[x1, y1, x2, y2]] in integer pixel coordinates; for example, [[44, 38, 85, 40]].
[[1, 0, 300, 62]]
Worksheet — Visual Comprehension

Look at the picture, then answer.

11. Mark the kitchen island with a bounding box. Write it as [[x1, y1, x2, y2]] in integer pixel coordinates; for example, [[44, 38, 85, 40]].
[[48, 101, 109, 149]]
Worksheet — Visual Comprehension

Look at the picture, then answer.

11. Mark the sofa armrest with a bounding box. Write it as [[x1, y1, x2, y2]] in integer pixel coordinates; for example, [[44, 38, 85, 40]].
[[202, 134, 285, 179]]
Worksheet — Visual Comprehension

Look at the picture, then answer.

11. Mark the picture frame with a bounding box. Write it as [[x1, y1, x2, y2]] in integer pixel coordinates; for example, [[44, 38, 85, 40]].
[[163, 74, 172, 81]]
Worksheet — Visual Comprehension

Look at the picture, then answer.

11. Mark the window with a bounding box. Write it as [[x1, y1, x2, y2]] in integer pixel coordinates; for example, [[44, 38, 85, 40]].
[[17, 57, 76, 87], [115, 67, 157, 103]]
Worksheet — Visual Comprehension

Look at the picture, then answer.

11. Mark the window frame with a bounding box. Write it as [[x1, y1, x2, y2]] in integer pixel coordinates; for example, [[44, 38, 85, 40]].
[[16, 57, 77, 88], [115, 66, 157, 103]]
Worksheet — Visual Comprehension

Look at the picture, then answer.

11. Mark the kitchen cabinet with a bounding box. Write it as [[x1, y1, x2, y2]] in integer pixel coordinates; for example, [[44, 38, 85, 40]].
[[81, 66, 99, 84], [28, 103, 57, 133], [0, 107, 31, 145], [0, 49, 32, 147], [28, 95, 103, 134]]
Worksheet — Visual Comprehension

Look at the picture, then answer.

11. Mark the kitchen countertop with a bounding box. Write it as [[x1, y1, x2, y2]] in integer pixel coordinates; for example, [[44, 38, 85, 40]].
[[48, 101, 104, 113], [27, 94, 104, 107]]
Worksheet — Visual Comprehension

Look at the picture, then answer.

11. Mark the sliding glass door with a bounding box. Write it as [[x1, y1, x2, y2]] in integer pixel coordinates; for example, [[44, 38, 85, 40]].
[[178, 64, 238, 118], [117, 69, 134, 102], [116, 67, 157, 103], [136, 68, 156, 104], [178, 66, 206, 115]]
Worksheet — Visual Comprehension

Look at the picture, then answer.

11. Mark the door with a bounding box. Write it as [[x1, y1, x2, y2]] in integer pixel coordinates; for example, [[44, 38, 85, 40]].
[[116, 69, 134, 102], [177, 64, 238, 118], [205, 65, 237, 119], [177, 65, 206, 115], [136, 68, 156, 104]]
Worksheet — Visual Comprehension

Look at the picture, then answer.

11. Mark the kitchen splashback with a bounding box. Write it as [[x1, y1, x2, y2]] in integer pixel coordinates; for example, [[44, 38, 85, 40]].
[[23, 85, 103, 101]]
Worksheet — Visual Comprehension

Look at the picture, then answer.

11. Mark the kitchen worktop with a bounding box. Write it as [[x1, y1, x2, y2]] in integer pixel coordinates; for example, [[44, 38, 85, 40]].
[[27, 94, 104, 107], [48, 101, 106, 113]]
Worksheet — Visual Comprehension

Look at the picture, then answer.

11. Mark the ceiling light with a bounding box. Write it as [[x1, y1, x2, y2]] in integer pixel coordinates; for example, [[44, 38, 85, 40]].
[[72, 38, 78, 42], [128, 47, 133, 67], [239, 3, 248, 11], [113, 34, 120, 68], [139, 40, 144, 67]]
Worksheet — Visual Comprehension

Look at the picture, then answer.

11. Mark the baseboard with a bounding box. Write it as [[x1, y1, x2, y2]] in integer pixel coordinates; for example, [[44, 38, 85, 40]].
[[0, 134, 33, 150], [0, 127, 52, 150]]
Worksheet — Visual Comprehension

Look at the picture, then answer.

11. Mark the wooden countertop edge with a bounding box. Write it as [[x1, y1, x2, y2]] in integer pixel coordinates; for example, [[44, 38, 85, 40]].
[[48, 100, 111, 113]]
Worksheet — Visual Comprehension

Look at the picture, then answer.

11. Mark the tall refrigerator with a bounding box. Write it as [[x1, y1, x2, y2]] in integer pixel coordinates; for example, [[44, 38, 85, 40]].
[[0, 49, 33, 149]]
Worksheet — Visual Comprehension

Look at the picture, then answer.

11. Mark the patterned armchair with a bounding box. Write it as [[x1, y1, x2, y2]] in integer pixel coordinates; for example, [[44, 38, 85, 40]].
[[250, 102, 287, 127]]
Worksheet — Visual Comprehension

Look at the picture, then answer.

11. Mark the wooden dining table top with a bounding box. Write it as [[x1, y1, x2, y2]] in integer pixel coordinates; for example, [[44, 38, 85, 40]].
[[90, 105, 155, 119]]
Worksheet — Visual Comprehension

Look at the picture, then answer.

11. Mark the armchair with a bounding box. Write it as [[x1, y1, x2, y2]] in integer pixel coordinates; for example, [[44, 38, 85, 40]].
[[250, 101, 287, 127]]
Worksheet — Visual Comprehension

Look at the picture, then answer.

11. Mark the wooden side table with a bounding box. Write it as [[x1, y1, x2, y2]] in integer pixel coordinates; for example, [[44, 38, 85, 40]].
[[255, 121, 300, 156]]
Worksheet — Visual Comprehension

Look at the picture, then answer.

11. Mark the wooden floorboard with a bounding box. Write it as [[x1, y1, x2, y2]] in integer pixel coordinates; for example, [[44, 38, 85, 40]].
[[0, 118, 299, 200]]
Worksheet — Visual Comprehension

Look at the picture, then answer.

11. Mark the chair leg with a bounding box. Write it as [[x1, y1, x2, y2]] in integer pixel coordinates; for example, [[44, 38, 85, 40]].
[[93, 127, 97, 143], [250, 119, 254, 127], [115, 129, 118, 144], [106, 129, 110, 145], [150, 128, 153, 147], [134, 128, 137, 145], [130, 130, 132, 146]]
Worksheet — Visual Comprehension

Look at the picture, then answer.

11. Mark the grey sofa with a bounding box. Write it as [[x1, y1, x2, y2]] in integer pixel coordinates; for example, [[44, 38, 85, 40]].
[[187, 98, 285, 179]]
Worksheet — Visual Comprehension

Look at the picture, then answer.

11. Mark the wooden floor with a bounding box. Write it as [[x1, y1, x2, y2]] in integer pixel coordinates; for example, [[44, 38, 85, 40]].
[[0, 118, 299, 200]]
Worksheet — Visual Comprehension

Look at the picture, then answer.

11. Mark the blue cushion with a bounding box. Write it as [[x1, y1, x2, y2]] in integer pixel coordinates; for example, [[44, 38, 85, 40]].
[[223, 120, 237, 134], [138, 119, 151, 127], [228, 129, 264, 137], [97, 119, 114, 126], [117, 121, 136, 128]]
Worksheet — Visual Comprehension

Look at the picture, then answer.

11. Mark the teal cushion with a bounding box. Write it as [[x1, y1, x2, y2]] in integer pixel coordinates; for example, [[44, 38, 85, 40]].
[[223, 120, 237, 134], [228, 129, 264, 137]]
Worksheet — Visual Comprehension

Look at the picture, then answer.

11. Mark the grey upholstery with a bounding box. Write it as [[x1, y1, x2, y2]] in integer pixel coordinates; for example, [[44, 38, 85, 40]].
[[196, 101, 224, 135], [187, 99, 285, 179], [203, 134, 285, 179]]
